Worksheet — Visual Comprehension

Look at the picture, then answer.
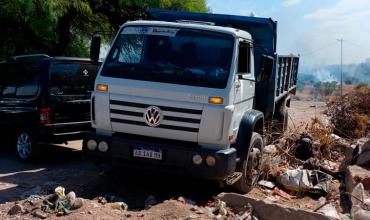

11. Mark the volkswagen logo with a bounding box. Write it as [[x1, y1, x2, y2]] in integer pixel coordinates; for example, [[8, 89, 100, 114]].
[[144, 106, 162, 127]]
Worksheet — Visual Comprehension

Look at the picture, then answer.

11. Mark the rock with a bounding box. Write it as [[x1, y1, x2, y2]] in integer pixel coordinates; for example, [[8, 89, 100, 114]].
[[316, 203, 340, 220], [32, 210, 48, 219], [177, 197, 186, 204], [356, 140, 370, 168], [345, 165, 370, 193], [71, 198, 84, 209], [66, 191, 76, 204], [8, 204, 24, 215], [218, 193, 332, 220], [350, 184, 370, 220], [145, 195, 157, 209]]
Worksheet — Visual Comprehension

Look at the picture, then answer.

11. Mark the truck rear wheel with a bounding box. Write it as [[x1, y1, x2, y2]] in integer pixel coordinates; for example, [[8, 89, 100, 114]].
[[233, 132, 264, 193]]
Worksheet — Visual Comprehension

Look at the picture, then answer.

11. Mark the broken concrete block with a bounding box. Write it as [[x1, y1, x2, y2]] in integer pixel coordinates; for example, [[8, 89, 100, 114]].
[[217, 193, 332, 220], [345, 165, 370, 193]]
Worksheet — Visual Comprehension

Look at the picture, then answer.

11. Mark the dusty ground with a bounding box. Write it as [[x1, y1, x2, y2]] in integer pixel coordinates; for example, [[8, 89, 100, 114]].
[[0, 100, 335, 219]]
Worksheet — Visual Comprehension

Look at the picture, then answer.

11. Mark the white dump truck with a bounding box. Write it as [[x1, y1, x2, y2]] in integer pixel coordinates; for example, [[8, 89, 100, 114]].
[[84, 9, 299, 192]]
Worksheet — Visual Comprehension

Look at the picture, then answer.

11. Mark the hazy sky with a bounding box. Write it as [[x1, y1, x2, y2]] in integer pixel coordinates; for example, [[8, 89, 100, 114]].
[[207, 0, 370, 68]]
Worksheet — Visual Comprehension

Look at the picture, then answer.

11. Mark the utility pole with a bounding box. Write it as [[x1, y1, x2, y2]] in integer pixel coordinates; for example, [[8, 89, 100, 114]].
[[337, 39, 343, 97]]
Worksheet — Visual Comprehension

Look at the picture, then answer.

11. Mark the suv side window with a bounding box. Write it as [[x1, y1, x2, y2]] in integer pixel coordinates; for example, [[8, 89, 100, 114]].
[[49, 62, 99, 96], [238, 41, 251, 74]]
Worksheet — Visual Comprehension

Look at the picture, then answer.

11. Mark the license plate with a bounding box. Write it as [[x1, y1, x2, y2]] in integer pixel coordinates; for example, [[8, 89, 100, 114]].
[[133, 147, 162, 160]]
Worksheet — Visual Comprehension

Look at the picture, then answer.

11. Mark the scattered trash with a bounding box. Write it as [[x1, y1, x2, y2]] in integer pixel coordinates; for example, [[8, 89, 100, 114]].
[[33, 210, 48, 219], [37, 186, 84, 216], [258, 180, 276, 189], [145, 195, 157, 209], [110, 202, 128, 211], [277, 168, 332, 196], [273, 187, 291, 200]]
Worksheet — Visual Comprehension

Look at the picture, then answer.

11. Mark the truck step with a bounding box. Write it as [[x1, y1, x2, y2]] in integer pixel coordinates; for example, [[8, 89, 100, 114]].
[[224, 172, 243, 185]]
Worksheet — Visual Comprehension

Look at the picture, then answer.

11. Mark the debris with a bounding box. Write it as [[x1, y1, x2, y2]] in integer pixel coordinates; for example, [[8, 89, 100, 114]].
[[355, 139, 370, 168], [264, 145, 278, 154], [8, 204, 24, 215], [32, 210, 48, 219], [277, 168, 332, 195], [349, 183, 370, 220], [315, 203, 340, 219], [273, 187, 291, 200], [218, 193, 333, 220], [145, 195, 157, 209], [258, 180, 276, 189], [345, 165, 370, 193], [294, 133, 314, 160], [110, 202, 128, 211]]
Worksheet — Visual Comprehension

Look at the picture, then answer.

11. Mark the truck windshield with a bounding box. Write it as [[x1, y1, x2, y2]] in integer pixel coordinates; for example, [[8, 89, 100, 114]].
[[0, 62, 39, 99], [101, 26, 234, 89]]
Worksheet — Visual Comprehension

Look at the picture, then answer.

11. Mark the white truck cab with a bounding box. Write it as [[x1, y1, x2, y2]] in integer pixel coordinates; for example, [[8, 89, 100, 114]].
[[84, 9, 299, 192]]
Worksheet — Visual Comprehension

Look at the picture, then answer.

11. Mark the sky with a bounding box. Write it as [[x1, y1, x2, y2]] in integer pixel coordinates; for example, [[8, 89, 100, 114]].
[[207, 0, 370, 69]]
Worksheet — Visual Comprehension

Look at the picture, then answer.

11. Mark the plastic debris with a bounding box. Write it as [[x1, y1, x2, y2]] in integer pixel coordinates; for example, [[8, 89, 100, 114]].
[[277, 168, 332, 195], [110, 202, 128, 211], [273, 187, 291, 200], [257, 180, 275, 189]]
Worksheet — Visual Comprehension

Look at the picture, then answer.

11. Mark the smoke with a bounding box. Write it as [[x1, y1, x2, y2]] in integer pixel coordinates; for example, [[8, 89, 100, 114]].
[[299, 58, 370, 84]]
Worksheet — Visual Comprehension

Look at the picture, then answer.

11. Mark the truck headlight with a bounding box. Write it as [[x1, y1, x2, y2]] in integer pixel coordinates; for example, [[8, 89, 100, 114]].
[[98, 141, 109, 152], [192, 154, 202, 165], [87, 140, 97, 151], [206, 156, 216, 167]]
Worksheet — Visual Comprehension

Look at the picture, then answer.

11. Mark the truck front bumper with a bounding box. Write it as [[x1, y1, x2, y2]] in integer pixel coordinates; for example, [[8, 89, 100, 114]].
[[83, 132, 237, 180]]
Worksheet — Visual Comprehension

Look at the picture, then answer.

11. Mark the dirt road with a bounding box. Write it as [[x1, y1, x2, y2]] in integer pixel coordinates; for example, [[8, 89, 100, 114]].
[[0, 100, 326, 218]]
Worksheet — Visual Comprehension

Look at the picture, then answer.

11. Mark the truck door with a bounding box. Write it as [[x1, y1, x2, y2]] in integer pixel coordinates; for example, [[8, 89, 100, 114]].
[[233, 40, 255, 130]]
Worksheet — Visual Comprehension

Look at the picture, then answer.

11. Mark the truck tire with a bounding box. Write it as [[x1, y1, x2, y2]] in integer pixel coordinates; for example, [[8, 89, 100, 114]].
[[15, 129, 39, 162], [233, 132, 264, 193]]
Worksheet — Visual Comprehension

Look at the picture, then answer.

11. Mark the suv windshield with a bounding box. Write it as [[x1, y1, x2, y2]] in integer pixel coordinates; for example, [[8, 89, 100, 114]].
[[102, 26, 234, 89], [0, 61, 40, 99]]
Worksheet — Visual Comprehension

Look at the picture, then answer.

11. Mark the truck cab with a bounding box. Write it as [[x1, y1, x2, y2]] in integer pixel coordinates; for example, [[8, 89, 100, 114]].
[[84, 9, 299, 193]]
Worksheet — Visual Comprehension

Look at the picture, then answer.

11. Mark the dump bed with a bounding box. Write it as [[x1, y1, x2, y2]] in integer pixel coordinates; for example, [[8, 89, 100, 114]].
[[146, 8, 299, 115]]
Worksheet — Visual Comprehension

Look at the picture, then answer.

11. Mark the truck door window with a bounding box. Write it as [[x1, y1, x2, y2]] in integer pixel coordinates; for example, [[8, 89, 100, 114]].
[[238, 42, 251, 74]]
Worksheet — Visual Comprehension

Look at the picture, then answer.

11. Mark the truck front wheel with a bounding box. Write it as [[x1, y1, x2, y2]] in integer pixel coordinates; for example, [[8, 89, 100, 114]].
[[233, 132, 264, 193]]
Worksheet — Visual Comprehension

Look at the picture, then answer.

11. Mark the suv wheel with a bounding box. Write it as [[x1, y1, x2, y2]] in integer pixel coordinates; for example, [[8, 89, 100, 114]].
[[234, 132, 264, 193], [15, 130, 39, 161]]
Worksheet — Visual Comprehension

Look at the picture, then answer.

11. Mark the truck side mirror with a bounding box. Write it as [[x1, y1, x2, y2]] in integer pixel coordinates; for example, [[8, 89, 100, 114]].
[[90, 34, 101, 63], [260, 55, 274, 81]]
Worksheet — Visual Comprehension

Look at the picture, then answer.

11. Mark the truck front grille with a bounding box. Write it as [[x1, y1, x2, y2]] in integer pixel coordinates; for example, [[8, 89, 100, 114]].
[[109, 99, 202, 133]]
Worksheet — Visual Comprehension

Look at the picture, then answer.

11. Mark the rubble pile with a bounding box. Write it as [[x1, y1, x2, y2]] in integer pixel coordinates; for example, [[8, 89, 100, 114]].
[[327, 86, 370, 138]]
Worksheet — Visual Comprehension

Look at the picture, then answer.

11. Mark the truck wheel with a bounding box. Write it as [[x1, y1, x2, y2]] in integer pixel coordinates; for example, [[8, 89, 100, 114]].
[[15, 129, 39, 162], [234, 132, 264, 193]]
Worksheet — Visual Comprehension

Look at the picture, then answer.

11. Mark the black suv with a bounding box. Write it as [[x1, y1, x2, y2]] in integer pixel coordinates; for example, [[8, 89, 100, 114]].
[[0, 54, 100, 161]]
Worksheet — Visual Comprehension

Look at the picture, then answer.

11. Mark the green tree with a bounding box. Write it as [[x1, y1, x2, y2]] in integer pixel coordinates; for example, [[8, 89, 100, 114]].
[[0, 0, 208, 59]]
